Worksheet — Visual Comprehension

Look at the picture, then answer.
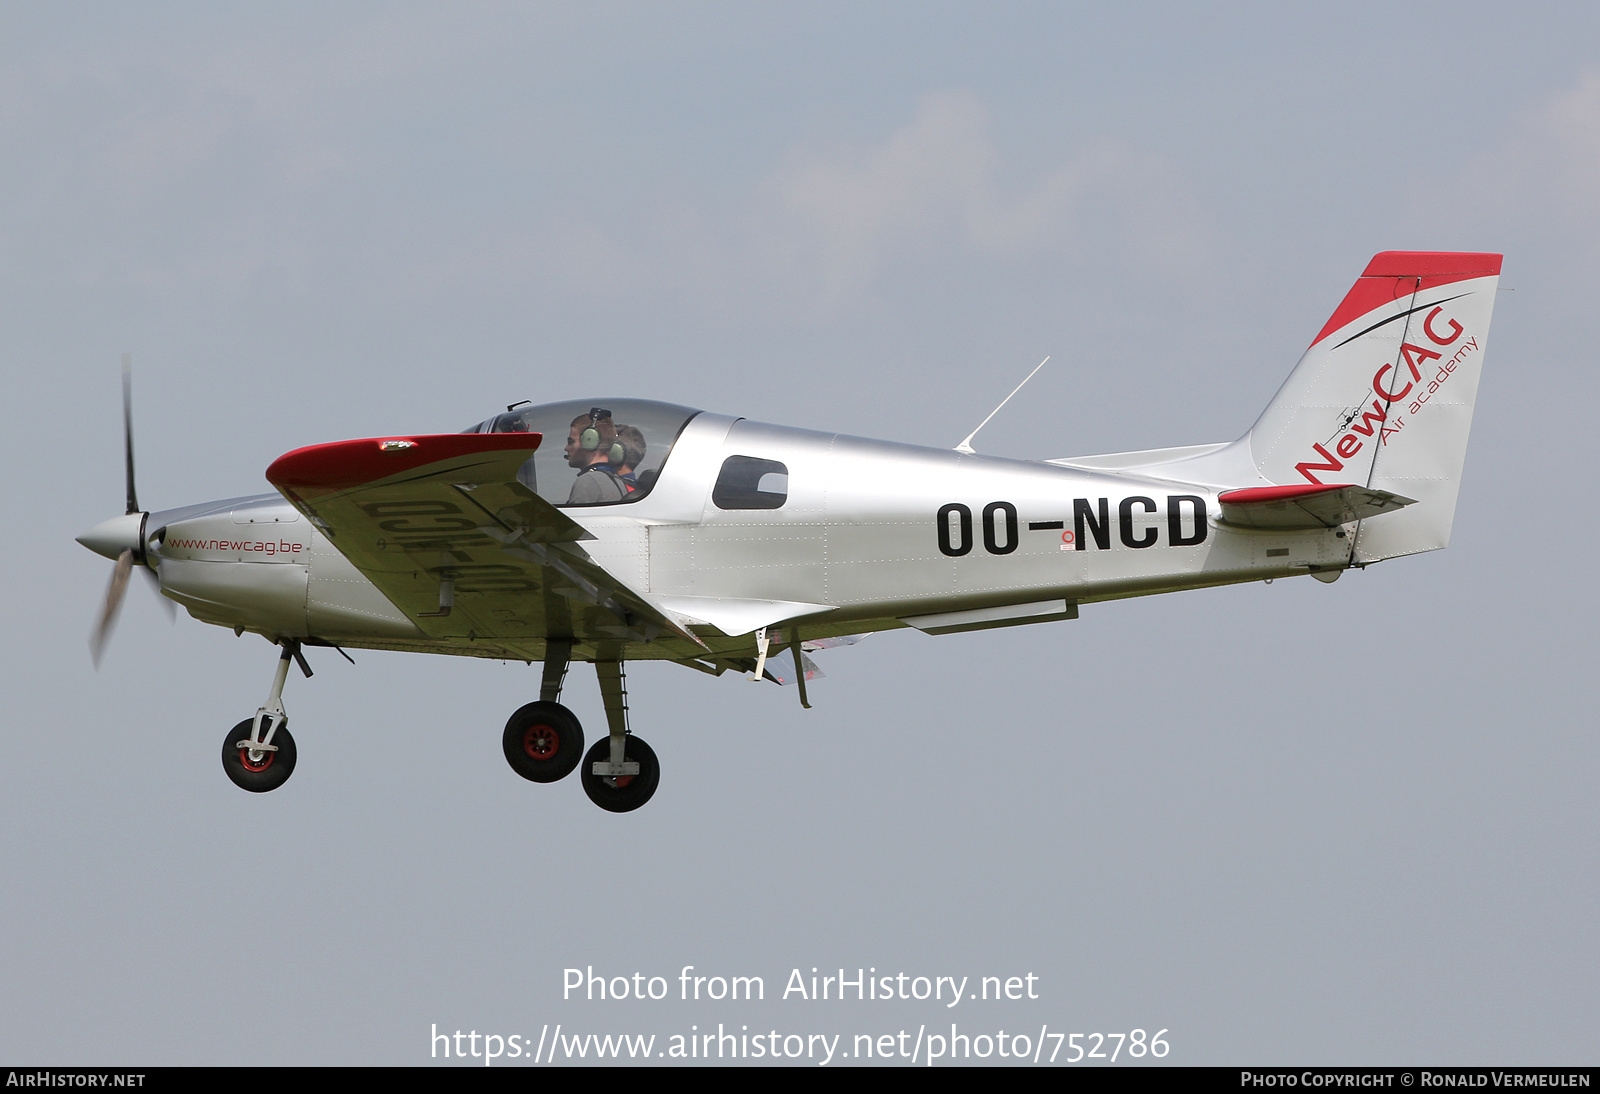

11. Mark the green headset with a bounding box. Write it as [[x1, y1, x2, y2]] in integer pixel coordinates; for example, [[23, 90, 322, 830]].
[[580, 407, 626, 466]]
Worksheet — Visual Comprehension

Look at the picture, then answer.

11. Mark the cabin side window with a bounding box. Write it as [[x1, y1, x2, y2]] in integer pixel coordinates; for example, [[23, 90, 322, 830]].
[[712, 456, 788, 510]]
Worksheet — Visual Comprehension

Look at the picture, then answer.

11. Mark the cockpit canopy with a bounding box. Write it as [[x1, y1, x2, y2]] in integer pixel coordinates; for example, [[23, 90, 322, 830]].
[[465, 398, 701, 507]]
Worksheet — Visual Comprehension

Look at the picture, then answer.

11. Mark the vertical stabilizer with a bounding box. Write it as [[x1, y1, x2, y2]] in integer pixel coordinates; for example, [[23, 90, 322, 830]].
[[1244, 251, 1501, 562]]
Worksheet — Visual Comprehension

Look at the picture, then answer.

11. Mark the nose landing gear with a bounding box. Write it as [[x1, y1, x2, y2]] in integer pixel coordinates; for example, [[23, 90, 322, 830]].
[[223, 718, 298, 792], [221, 639, 311, 793]]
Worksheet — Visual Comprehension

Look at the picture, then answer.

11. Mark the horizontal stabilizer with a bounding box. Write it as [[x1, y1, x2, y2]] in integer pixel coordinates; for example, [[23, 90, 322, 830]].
[[1218, 483, 1415, 530]]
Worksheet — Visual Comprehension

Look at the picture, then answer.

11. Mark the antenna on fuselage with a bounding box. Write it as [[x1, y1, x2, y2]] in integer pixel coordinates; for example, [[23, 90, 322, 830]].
[[954, 355, 1050, 455]]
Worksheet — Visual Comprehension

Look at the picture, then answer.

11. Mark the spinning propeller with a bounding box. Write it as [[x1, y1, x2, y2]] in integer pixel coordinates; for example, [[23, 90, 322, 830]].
[[78, 355, 172, 666]]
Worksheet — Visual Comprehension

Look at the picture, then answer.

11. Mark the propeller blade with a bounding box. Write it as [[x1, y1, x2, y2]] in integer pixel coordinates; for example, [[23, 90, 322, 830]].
[[122, 353, 139, 516], [138, 565, 175, 620], [90, 549, 134, 667]]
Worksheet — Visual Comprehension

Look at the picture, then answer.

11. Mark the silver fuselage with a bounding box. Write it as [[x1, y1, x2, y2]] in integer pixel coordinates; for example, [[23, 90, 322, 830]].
[[135, 411, 1341, 662]]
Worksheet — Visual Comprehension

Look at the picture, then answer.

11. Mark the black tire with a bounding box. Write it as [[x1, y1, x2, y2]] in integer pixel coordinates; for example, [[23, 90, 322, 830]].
[[502, 702, 584, 783], [222, 718, 297, 793], [580, 735, 660, 813]]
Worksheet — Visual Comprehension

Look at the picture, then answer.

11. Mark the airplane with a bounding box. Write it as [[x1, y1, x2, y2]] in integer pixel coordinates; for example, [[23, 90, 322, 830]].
[[77, 250, 1502, 812]]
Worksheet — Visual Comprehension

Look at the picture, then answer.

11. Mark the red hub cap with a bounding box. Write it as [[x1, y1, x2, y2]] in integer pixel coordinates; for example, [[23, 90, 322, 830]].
[[239, 747, 274, 773], [523, 724, 559, 762]]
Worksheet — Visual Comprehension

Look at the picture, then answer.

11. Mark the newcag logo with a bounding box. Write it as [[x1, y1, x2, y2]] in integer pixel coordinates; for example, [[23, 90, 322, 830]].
[[1295, 304, 1480, 486]]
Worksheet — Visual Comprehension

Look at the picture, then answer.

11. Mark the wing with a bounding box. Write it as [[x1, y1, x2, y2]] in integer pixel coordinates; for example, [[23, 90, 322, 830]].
[[266, 433, 709, 660], [1217, 483, 1416, 530]]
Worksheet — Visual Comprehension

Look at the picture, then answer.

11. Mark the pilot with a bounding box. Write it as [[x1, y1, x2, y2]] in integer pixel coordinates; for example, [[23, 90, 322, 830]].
[[565, 409, 628, 504], [613, 424, 646, 492]]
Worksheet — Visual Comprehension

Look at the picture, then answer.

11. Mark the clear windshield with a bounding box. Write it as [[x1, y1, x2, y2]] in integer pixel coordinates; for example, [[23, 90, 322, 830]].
[[469, 398, 701, 507]]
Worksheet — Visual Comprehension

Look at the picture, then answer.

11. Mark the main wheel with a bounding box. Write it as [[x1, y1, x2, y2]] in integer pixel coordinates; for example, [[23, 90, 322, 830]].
[[580, 735, 660, 813], [222, 718, 297, 793], [502, 701, 584, 783]]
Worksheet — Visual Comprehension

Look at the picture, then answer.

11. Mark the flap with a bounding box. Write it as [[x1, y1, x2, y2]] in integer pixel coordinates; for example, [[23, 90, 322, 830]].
[[652, 594, 836, 638], [899, 599, 1076, 636]]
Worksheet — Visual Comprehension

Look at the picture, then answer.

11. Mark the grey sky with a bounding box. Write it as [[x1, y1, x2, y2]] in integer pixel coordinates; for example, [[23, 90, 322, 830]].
[[3, 2, 1596, 1065]]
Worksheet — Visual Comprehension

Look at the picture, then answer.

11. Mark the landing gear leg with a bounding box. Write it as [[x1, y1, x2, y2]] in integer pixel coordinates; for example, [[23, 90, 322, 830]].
[[221, 639, 308, 793], [580, 660, 659, 812], [503, 641, 584, 782], [540, 640, 571, 703]]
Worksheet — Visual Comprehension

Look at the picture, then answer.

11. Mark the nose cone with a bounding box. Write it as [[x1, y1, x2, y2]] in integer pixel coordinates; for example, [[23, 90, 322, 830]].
[[77, 512, 146, 561]]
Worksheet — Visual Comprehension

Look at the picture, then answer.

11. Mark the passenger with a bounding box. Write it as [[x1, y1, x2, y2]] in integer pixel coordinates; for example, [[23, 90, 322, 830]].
[[564, 409, 628, 505], [613, 424, 646, 493]]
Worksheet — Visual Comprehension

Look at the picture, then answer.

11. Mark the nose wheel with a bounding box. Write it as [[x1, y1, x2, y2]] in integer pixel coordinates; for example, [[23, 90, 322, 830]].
[[223, 718, 298, 792]]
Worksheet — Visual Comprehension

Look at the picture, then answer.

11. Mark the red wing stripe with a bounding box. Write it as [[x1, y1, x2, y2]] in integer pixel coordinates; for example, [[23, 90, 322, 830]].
[[267, 433, 542, 491]]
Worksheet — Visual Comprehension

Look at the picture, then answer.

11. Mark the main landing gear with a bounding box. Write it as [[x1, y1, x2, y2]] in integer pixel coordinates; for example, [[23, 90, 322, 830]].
[[501, 701, 584, 782], [222, 639, 311, 793], [499, 644, 660, 812]]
